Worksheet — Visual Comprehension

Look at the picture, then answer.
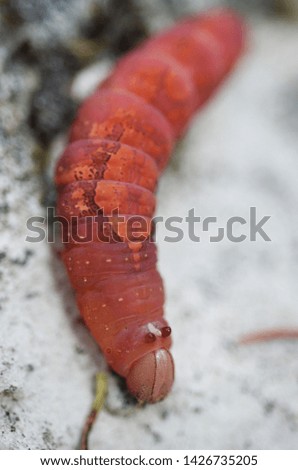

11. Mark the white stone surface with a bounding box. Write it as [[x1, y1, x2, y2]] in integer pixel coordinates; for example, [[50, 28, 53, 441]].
[[1, 16, 298, 450]]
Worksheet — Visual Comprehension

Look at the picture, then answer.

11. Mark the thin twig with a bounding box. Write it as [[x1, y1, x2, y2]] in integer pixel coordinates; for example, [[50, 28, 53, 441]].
[[240, 329, 298, 345], [80, 372, 108, 450]]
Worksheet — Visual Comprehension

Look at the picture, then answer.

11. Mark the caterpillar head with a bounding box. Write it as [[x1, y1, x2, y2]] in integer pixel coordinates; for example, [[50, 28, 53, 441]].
[[126, 349, 174, 403]]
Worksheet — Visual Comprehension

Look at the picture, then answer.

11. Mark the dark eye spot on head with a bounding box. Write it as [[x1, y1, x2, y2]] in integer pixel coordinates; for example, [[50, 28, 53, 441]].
[[161, 326, 171, 338], [145, 332, 156, 343]]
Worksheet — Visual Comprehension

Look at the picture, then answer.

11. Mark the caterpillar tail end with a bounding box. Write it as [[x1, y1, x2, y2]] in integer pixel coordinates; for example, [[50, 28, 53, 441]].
[[126, 349, 174, 403]]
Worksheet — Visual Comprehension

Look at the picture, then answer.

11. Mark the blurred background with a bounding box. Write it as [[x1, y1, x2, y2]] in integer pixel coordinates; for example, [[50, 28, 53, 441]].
[[1, 0, 298, 450]]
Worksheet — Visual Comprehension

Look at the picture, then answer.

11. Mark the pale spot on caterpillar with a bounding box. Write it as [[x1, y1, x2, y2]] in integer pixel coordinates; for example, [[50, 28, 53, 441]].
[[147, 322, 162, 337]]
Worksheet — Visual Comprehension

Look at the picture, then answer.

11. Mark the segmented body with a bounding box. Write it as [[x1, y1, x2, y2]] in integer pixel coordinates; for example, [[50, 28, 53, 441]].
[[55, 8, 245, 402]]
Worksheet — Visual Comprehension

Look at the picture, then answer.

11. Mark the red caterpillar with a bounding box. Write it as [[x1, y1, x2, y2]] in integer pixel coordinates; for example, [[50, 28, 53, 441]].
[[55, 8, 245, 403]]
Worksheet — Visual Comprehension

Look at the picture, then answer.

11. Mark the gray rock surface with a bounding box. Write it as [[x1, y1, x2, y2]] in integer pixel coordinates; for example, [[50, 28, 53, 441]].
[[1, 0, 298, 450]]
